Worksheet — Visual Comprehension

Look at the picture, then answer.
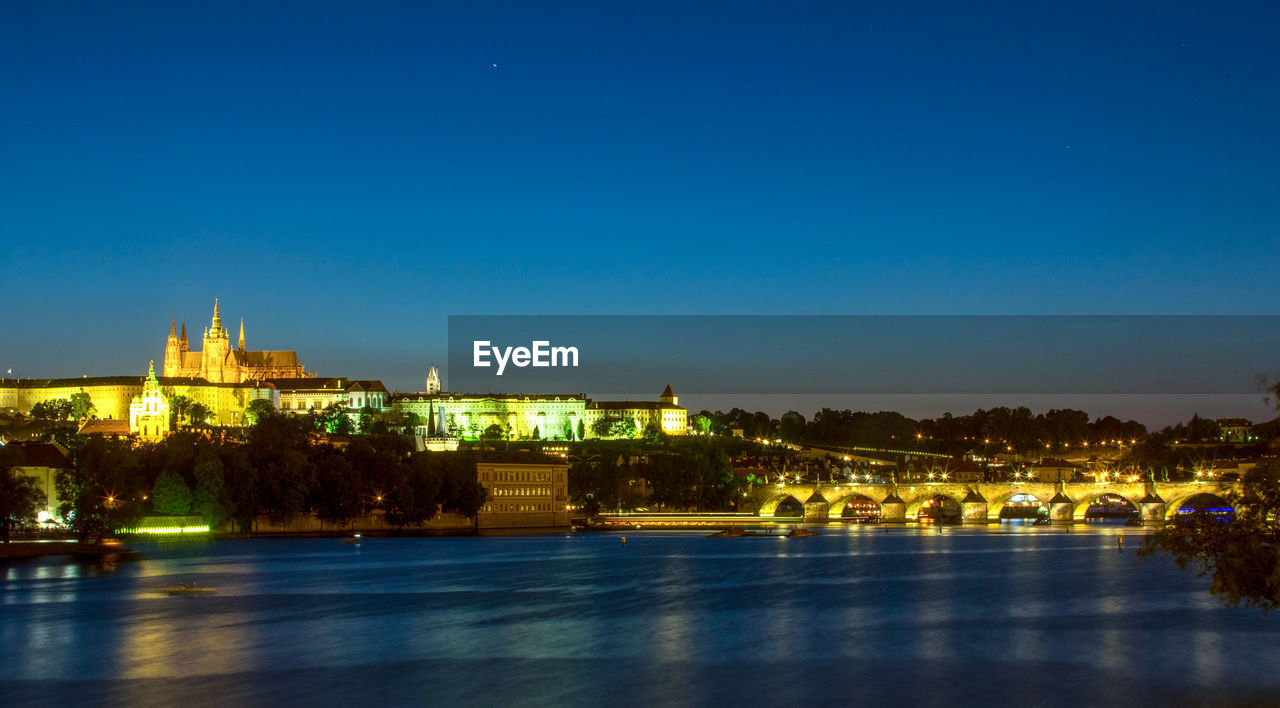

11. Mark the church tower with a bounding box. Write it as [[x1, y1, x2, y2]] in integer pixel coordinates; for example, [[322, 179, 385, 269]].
[[201, 299, 232, 383], [426, 365, 441, 394], [163, 316, 180, 377], [130, 360, 171, 442], [660, 384, 677, 406]]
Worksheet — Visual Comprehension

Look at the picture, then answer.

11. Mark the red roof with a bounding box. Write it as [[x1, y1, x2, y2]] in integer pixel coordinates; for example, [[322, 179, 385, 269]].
[[7, 442, 71, 468], [78, 419, 130, 436]]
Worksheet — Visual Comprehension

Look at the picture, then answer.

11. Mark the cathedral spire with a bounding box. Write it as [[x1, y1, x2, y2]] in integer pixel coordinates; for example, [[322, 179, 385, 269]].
[[238, 318, 245, 351], [169, 316, 177, 339], [212, 298, 223, 334], [180, 320, 188, 347]]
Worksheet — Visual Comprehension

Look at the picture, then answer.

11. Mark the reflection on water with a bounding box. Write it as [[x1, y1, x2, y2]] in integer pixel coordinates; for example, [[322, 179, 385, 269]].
[[2, 525, 1279, 706]]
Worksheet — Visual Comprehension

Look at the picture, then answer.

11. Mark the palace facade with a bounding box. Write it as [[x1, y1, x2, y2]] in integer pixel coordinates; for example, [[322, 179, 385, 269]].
[[390, 377, 687, 440], [0, 369, 274, 426]]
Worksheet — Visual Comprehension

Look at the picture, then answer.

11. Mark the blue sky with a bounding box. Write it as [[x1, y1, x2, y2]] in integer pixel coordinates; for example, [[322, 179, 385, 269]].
[[1, 1, 1277, 418]]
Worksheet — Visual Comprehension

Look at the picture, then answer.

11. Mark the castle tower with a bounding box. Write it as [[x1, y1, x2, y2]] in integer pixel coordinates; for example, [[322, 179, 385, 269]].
[[201, 299, 232, 383], [238, 318, 245, 352], [660, 384, 678, 406], [211, 298, 224, 336], [164, 316, 180, 377], [426, 365, 441, 394]]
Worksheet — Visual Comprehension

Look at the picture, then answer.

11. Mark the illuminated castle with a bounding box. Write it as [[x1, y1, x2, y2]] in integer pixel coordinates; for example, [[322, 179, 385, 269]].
[[163, 300, 309, 383]]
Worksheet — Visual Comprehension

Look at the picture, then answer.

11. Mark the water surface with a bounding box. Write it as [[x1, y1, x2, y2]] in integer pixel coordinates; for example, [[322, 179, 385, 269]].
[[3, 523, 1277, 707]]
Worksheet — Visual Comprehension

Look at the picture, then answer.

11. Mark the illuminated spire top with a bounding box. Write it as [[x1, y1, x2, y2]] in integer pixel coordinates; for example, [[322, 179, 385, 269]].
[[169, 316, 177, 338], [147, 360, 157, 382], [180, 319, 188, 343], [212, 298, 222, 331], [238, 318, 245, 351]]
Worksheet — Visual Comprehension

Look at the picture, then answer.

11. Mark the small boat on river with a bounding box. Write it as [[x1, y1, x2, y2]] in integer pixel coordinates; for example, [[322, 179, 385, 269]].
[[166, 583, 217, 596]]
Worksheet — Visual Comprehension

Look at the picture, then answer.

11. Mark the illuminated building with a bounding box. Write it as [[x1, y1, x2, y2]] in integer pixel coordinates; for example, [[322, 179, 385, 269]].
[[1216, 418, 1256, 443], [4, 441, 70, 522], [163, 300, 310, 383], [392, 375, 687, 440], [583, 385, 688, 436], [269, 378, 391, 414], [475, 451, 570, 528], [394, 391, 587, 440], [128, 361, 171, 441], [1, 368, 274, 427], [1030, 458, 1080, 482]]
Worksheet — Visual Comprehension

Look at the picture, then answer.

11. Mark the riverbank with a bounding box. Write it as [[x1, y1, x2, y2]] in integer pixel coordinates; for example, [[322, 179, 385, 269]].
[[0, 540, 136, 559]]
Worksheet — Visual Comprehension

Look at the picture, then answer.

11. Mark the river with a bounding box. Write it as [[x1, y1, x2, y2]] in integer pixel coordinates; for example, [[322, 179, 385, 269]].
[[2, 522, 1277, 706]]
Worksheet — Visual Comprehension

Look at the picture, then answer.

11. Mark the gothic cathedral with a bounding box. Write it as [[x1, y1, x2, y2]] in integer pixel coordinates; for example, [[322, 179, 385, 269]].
[[163, 300, 310, 383]]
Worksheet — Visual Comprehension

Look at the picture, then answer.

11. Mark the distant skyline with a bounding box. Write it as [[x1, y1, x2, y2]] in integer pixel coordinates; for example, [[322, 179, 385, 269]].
[[2, 2, 1278, 426]]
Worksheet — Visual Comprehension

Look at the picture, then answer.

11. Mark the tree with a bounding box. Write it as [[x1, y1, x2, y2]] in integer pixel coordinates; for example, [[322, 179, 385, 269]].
[[30, 398, 73, 421], [591, 418, 638, 439], [187, 402, 212, 427], [357, 405, 377, 435], [151, 469, 193, 515], [563, 420, 575, 441], [531, 425, 540, 440], [0, 448, 43, 543], [57, 437, 147, 542], [577, 419, 585, 441], [191, 450, 228, 528], [444, 459, 487, 519], [69, 392, 96, 421], [482, 424, 505, 440], [1141, 459, 1280, 609], [246, 413, 315, 524], [779, 411, 806, 441], [312, 448, 360, 525], [317, 402, 352, 434], [168, 394, 194, 427], [241, 398, 277, 426]]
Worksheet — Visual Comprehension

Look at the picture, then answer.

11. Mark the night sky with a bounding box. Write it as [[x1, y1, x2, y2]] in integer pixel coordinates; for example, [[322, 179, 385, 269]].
[[2, 2, 1277, 423]]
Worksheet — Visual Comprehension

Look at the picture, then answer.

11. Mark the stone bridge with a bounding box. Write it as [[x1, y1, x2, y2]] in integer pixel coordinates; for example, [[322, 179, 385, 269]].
[[747, 480, 1237, 524]]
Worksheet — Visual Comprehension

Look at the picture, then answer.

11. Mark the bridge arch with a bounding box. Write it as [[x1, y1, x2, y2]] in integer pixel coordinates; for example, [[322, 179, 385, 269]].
[[1071, 490, 1141, 521], [906, 492, 965, 520], [1164, 490, 1235, 520], [988, 490, 1047, 520], [758, 492, 806, 518], [825, 493, 883, 521]]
